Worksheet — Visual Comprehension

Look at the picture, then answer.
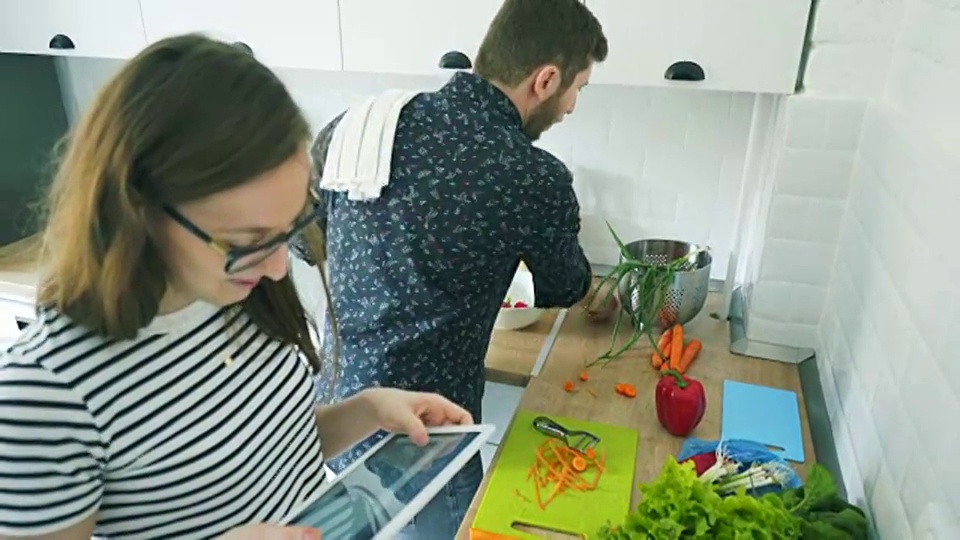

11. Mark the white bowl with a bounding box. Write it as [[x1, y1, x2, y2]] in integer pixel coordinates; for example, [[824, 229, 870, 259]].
[[494, 268, 543, 331]]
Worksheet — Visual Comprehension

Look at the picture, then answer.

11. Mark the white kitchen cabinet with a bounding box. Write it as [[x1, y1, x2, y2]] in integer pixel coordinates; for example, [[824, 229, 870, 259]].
[[339, 0, 505, 76], [0, 0, 148, 58], [586, 0, 813, 94], [138, 0, 342, 72]]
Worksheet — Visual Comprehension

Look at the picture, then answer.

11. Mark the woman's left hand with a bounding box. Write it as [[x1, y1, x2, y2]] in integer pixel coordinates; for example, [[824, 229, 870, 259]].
[[362, 388, 473, 446]]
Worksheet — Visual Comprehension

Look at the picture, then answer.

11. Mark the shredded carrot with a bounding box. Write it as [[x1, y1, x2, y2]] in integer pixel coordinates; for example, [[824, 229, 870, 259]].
[[523, 438, 606, 510], [563, 381, 575, 392], [514, 488, 530, 503], [579, 370, 589, 382], [586, 388, 598, 398]]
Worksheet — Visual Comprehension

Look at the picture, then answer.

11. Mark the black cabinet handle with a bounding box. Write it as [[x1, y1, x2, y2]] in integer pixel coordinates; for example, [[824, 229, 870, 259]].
[[438, 50, 471, 70], [49, 34, 75, 50], [664, 60, 705, 82], [232, 41, 254, 56]]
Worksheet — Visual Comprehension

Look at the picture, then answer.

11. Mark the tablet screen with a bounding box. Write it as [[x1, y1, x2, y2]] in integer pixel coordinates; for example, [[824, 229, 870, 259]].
[[287, 431, 481, 539]]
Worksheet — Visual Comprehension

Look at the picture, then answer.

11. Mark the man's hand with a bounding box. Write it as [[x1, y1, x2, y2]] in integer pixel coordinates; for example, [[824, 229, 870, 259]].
[[585, 279, 620, 323]]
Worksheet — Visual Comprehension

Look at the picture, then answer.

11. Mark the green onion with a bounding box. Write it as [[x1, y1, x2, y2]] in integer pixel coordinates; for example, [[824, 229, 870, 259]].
[[583, 221, 705, 367]]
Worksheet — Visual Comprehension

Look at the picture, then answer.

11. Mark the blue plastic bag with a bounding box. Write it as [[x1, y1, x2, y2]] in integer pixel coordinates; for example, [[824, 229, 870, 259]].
[[677, 437, 803, 494]]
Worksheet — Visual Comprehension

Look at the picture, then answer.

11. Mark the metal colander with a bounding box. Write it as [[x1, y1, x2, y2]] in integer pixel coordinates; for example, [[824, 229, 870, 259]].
[[616, 239, 712, 330]]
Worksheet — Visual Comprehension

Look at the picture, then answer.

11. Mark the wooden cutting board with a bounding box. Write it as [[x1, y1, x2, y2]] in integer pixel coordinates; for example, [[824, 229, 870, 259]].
[[471, 410, 638, 539]]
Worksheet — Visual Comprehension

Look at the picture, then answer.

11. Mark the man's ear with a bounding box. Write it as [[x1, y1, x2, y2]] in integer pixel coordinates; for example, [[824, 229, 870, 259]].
[[530, 65, 562, 102]]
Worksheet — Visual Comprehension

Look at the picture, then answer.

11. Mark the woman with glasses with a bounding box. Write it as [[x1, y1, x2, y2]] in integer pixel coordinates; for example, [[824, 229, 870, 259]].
[[0, 34, 471, 540]]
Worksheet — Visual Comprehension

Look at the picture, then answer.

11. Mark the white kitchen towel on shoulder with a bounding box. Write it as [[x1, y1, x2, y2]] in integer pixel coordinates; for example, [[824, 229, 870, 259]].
[[319, 89, 419, 201]]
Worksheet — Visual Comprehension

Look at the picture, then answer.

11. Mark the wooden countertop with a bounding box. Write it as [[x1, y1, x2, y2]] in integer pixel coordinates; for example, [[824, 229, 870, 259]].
[[484, 309, 561, 386], [458, 290, 817, 539]]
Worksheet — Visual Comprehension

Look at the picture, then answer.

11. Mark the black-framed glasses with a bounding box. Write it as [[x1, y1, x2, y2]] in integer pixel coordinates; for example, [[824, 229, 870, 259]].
[[163, 190, 322, 274]]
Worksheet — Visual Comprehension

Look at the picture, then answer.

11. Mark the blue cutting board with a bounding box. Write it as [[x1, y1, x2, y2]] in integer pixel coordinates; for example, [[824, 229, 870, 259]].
[[720, 380, 805, 462]]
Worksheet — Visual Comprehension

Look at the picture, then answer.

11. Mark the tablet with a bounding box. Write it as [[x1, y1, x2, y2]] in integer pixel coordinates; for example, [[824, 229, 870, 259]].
[[281, 424, 495, 539]]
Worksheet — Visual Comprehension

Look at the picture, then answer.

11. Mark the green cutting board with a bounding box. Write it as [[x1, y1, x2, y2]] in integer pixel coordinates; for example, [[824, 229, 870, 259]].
[[472, 410, 638, 539]]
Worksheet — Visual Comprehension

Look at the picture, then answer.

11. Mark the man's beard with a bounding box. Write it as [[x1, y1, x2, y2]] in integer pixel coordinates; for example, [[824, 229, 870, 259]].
[[522, 93, 563, 141]]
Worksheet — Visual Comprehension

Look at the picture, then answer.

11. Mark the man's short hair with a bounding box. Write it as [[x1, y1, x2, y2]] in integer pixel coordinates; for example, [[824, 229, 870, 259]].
[[474, 0, 608, 89]]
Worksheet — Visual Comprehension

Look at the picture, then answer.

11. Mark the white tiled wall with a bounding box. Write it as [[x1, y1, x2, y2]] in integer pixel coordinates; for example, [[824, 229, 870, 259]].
[[57, 59, 755, 280], [744, 0, 960, 536], [743, 0, 904, 349], [821, 103, 960, 538], [744, 97, 863, 348]]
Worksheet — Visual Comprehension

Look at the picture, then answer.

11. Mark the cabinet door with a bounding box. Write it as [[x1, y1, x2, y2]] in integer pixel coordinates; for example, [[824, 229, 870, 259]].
[[339, 0, 505, 76], [0, 0, 147, 58], [139, 0, 342, 71], [586, 0, 812, 94]]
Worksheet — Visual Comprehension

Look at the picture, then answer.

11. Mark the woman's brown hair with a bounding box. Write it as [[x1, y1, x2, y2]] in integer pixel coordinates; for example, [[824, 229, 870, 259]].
[[0, 33, 334, 371]]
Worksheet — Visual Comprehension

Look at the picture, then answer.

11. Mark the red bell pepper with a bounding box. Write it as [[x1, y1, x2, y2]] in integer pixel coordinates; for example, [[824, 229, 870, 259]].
[[655, 369, 706, 437]]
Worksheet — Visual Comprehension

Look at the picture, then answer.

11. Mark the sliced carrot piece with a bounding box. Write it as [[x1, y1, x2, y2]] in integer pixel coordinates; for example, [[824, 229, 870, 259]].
[[579, 370, 589, 381], [563, 381, 575, 392]]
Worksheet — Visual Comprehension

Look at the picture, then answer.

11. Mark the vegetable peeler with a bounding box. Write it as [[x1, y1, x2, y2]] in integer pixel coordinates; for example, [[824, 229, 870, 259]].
[[532, 416, 600, 453]]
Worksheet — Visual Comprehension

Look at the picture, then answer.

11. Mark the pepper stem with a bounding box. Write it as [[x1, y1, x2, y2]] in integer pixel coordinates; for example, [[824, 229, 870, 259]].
[[661, 369, 688, 389]]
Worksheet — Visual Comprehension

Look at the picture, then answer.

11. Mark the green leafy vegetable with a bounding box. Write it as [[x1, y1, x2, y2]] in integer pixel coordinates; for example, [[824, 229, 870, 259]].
[[597, 457, 869, 539], [773, 465, 869, 539]]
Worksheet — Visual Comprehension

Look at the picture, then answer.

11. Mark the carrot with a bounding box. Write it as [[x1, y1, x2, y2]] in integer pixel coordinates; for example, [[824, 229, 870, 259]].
[[675, 339, 703, 374], [669, 324, 684, 370], [579, 370, 589, 382], [585, 448, 597, 460], [615, 383, 637, 398], [563, 381, 575, 392], [571, 455, 587, 472], [651, 328, 672, 369]]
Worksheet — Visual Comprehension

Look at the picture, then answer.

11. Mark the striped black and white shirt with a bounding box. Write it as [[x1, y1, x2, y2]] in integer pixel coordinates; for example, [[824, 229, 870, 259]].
[[0, 301, 331, 539]]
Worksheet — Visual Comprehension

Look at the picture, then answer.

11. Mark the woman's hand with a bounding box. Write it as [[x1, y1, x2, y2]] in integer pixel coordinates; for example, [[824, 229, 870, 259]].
[[362, 388, 473, 446], [219, 523, 321, 540]]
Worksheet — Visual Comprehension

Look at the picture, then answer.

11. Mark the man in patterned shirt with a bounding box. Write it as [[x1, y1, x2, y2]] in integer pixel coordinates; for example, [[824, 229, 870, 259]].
[[297, 0, 608, 536]]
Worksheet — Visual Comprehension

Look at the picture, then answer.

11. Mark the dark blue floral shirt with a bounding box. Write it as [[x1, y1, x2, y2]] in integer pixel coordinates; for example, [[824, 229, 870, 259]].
[[300, 72, 591, 437]]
